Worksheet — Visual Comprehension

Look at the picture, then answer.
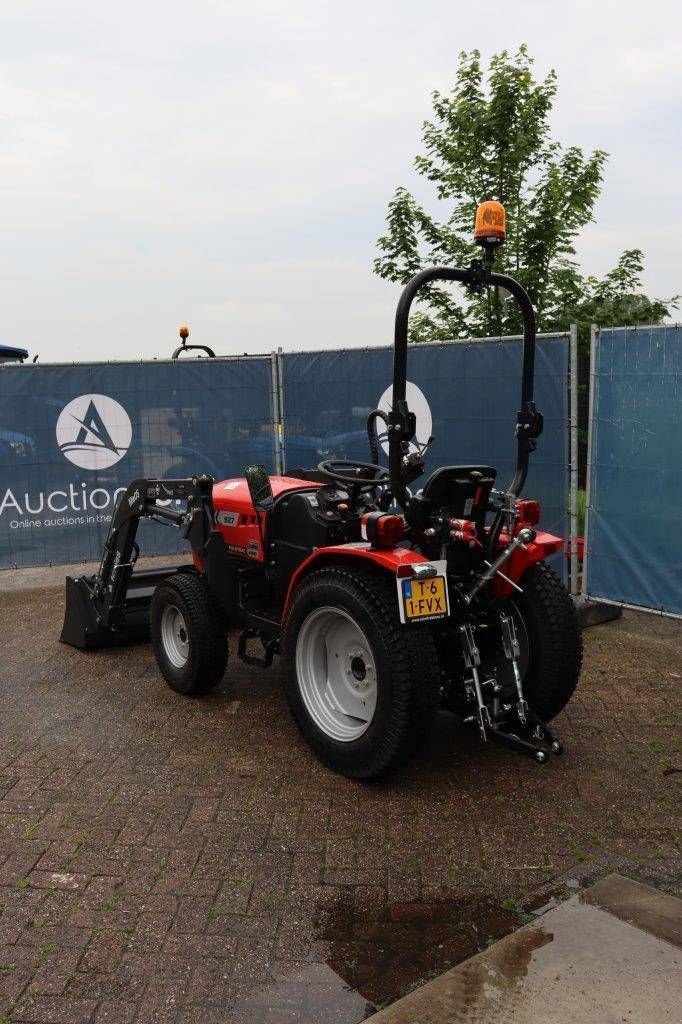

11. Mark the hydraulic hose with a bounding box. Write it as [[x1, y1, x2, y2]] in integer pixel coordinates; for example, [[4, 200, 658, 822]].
[[366, 409, 388, 465]]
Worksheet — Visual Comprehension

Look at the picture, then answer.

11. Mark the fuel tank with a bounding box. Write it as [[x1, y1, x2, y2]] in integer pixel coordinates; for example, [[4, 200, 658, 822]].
[[211, 475, 319, 562]]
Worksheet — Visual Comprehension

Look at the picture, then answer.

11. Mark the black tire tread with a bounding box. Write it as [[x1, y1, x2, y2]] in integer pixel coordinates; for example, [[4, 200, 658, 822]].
[[518, 561, 583, 720], [151, 572, 228, 696], [283, 565, 440, 779]]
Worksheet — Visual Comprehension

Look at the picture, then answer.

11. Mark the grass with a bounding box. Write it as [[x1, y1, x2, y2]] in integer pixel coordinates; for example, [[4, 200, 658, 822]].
[[577, 488, 586, 536], [100, 888, 124, 912], [501, 897, 534, 925], [37, 943, 56, 966]]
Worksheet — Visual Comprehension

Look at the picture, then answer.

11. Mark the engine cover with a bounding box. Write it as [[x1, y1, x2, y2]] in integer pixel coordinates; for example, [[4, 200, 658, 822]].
[[212, 475, 318, 562]]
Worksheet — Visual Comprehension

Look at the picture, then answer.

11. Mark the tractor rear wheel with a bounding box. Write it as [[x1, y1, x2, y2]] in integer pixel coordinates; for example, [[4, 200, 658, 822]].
[[283, 566, 440, 780], [151, 573, 228, 696], [512, 561, 583, 721]]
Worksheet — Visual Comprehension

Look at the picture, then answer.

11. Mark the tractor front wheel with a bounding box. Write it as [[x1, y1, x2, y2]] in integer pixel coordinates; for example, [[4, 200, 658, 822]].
[[151, 573, 228, 696], [283, 566, 440, 780]]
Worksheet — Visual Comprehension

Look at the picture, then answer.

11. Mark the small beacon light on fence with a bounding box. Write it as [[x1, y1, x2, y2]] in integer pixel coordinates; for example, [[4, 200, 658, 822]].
[[474, 200, 506, 246], [179, 325, 190, 343]]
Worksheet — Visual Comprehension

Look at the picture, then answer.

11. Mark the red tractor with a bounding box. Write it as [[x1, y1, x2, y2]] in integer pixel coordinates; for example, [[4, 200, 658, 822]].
[[61, 202, 582, 779]]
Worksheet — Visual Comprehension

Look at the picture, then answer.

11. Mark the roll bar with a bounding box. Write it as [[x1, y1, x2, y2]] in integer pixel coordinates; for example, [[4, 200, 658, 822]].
[[172, 342, 216, 359], [388, 264, 543, 508], [172, 325, 215, 360]]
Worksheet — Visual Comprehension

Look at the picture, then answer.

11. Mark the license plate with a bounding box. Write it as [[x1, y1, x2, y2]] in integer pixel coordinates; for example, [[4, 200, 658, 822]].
[[397, 561, 450, 624]]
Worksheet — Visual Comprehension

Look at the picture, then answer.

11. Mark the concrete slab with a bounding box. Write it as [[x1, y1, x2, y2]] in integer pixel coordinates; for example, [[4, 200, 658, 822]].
[[366, 875, 682, 1024], [583, 873, 682, 948], [574, 597, 623, 628]]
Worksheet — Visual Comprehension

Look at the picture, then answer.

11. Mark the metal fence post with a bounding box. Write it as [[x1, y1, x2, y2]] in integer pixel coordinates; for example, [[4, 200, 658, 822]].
[[569, 324, 579, 596], [269, 351, 284, 475], [276, 347, 286, 474], [581, 324, 598, 596]]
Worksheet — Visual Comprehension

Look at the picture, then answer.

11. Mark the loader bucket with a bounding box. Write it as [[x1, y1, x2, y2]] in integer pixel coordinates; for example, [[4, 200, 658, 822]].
[[60, 566, 186, 650]]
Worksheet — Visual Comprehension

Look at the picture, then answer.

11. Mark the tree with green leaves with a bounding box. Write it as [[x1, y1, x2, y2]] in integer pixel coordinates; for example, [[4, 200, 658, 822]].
[[374, 46, 676, 341]]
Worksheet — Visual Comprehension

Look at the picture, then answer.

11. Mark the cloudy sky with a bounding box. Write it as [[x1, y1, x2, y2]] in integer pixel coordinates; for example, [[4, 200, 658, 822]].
[[1, 1, 679, 362]]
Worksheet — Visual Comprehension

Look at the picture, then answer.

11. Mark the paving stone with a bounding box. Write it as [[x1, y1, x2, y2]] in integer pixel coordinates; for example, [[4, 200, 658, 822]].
[[0, 588, 679, 1023]]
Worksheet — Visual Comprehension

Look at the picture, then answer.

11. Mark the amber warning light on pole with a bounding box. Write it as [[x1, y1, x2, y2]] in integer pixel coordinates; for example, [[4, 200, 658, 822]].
[[474, 200, 506, 246]]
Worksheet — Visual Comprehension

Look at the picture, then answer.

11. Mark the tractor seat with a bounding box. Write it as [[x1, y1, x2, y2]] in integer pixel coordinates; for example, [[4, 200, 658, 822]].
[[421, 465, 497, 522]]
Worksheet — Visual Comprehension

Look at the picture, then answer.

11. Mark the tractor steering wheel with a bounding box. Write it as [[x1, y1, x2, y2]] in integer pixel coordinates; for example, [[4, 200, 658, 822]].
[[317, 460, 390, 489]]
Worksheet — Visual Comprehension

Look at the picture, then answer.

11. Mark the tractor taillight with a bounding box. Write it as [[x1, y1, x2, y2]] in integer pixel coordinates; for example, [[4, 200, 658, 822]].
[[377, 515, 405, 546], [362, 512, 405, 548], [474, 200, 506, 245], [516, 499, 541, 526]]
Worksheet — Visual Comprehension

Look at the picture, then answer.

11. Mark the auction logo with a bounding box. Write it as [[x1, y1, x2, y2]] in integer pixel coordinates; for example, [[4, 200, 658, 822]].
[[56, 394, 132, 470], [376, 381, 433, 455]]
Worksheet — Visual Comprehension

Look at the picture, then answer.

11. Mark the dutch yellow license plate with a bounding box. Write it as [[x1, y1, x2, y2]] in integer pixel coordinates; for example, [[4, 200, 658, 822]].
[[397, 568, 450, 624]]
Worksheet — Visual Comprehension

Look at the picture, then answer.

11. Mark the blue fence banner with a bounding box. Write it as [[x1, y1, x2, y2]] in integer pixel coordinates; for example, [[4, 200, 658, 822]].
[[281, 336, 569, 577], [0, 357, 275, 568], [585, 325, 682, 615], [0, 340, 570, 572]]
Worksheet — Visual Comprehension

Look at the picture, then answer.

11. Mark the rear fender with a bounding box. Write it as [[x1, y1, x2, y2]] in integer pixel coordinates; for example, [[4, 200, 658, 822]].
[[282, 544, 430, 617], [491, 531, 564, 599]]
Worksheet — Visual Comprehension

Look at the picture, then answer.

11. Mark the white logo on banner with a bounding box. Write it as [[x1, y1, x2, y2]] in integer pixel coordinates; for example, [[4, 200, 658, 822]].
[[56, 394, 132, 470], [376, 381, 432, 455]]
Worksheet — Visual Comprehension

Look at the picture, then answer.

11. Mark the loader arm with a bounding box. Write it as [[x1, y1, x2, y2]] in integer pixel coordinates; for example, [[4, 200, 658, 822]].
[[60, 475, 215, 649]]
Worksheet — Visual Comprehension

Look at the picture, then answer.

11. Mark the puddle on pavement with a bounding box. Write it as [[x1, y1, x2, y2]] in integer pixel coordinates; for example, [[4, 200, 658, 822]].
[[257, 891, 548, 1020], [317, 891, 523, 1011], [226, 891, 526, 1021], [231, 885, 583, 1022]]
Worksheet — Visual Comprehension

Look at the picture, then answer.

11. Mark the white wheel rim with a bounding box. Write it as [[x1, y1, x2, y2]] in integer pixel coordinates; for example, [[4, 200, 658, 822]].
[[161, 605, 190, 668], [295, 606, 378, 742]]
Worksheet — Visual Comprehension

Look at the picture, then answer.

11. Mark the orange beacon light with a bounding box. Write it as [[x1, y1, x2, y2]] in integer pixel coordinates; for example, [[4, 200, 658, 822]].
[[474, 200, 506, 246]]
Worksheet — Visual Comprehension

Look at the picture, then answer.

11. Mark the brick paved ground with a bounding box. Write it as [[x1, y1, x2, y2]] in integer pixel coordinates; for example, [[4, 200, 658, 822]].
[[0, 576, 680, 1023]]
